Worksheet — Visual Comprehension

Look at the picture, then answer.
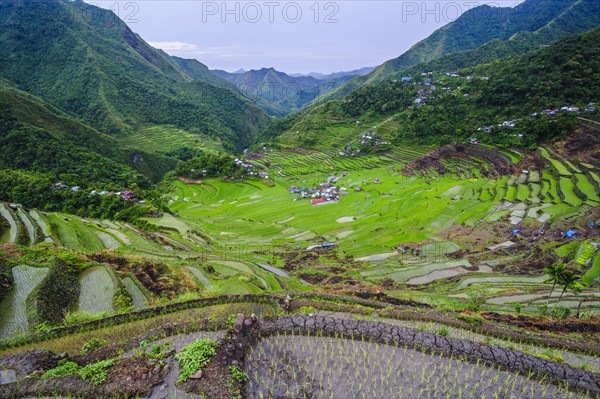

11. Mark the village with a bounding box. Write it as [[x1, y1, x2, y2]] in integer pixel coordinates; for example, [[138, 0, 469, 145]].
[[51, 183, 141, 203], [339, 128, 391, 157]]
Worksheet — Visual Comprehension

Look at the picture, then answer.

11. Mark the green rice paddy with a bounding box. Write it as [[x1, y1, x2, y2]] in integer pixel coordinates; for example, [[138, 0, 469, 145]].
[[77, 266, 116, 314], [0, 265, 48, 336]]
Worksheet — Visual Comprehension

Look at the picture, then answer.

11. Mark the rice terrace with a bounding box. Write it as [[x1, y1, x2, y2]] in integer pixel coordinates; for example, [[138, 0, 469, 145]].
[[0, 0, 600, 397]]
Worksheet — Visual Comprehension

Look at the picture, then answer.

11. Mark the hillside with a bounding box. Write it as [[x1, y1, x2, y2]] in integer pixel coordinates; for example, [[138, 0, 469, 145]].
[[318, 0, 599, 103], [0, 0, 271, 151], [263, 26, 599, 149]]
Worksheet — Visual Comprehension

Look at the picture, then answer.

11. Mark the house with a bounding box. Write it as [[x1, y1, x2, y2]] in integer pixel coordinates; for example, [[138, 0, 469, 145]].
[[120, 191, 136, 201], [470, 137, 479, 145], [414, 98, 423, 105], [51, 182, 69, 190], [311, 198, 325, 205], [401, 77, 413, 83], [71, 186, 80, 192]]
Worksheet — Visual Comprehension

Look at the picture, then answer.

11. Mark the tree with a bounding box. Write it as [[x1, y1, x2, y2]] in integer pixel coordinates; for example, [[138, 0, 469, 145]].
[[573, 281, 589, 318], [543, 263, 565, 304], [555, 269, 583, 306]]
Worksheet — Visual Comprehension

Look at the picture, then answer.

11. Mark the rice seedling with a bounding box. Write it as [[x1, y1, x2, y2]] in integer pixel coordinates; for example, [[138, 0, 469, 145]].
[[245, 332, 580, 399]]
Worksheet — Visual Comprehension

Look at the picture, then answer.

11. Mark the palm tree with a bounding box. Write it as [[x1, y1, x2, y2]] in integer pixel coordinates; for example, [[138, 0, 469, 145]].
[[573, 280, 589, 318], [543, 263, 565, 304], [556, 270, 583, 305]]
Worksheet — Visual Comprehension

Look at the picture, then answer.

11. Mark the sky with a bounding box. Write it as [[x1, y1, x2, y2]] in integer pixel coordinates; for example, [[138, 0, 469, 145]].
[[87, 0, 524, 74]]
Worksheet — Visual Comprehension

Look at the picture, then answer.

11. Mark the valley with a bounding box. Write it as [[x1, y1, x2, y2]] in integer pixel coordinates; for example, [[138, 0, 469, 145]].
[[0, 0, 599, 397]]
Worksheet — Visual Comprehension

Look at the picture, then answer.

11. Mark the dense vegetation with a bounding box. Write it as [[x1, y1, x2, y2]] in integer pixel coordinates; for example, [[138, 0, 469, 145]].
[[0, 0, 271, 152], [37, 257, 83, 324], [0, 256, 13, 303], [176, 152, 248, 180]]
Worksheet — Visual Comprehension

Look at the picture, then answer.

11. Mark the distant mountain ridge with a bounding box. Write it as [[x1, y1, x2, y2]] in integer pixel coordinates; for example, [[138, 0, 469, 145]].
[[211, 67, 356, 114], [288, 67, 375, 80]]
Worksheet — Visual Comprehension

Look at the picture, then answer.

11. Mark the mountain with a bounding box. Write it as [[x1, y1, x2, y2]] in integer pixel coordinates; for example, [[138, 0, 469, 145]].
[[262, 26, 600, 149], [172, 59, 289, 117], [317, 0, 596, 102], [391, 0, 600, 79], [212, 67, 354, 114], [0, 0, 271, 152], [288, 67, 375, 80]]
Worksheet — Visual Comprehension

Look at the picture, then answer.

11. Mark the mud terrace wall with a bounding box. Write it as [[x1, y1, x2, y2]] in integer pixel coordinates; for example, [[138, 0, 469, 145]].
[[256, 315, 600, 396]]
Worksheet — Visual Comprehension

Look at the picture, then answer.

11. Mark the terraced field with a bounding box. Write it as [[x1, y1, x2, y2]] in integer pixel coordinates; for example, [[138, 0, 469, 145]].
[[1, 143, 599, 328], [0, 265, 48, 336], [116, 125, 223, 154], [77, 266, 116, 314]]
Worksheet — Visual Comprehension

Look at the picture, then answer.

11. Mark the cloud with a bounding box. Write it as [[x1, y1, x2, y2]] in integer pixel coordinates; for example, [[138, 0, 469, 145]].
[[147, 41, 198, 52]]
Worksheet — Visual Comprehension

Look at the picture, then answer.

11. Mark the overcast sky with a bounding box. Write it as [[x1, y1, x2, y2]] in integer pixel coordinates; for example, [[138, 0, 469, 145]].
[[87, 1, 523, 74]]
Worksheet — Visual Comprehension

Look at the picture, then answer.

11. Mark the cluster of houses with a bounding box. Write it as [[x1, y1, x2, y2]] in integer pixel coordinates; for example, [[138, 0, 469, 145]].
[[91, 190, 137, 201], [398, 71, 491, 106], [52, 183, 139, 202], [477, 119, 517, 134], [339, 131, 390, 157], [533, 103, 596, 116], [232, 158, 269, 179], [287, 172, 349, 204]]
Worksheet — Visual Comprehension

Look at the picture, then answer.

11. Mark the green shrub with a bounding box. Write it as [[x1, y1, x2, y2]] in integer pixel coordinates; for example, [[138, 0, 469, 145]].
[[0, 256, 13, 303], [466, 288, 488, 311], [299, 306, 315, 316], [175, 338, 219, 383], [456, 314, 484, 326], [436, 326, 450, 337], [579, 363, 593, 371], [513, 302, 522, 314], [114, 284, 134, 313], [37, 258, 81, 324], [229, 365, 247, 382], [63, 310, 111, 327], [41, 359, 114, 385], [550, 305, 571, 319], [79, 359, 114, 385], [41, 360, 81, 379], [148, 342, 171, 360], [81, 337, 109, 355]]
